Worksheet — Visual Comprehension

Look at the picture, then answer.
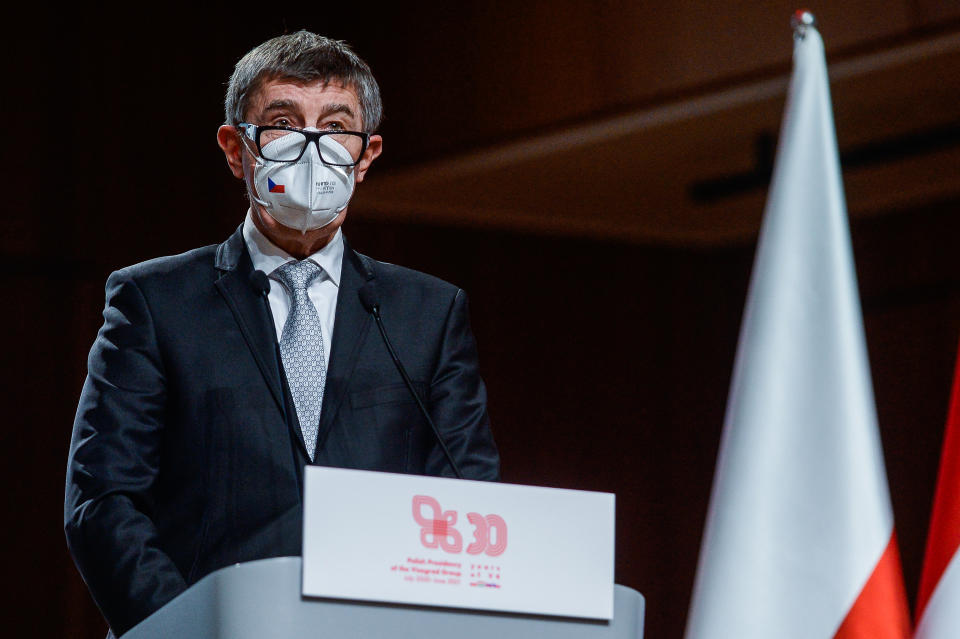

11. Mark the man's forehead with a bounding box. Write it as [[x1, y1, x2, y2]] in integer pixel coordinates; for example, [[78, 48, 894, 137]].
[[250, 76, 360, 111]]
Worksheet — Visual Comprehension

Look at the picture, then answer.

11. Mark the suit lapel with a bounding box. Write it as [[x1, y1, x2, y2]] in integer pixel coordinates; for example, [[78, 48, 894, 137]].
[[314, 239, 375, 455], [213, 228, 305, 453]]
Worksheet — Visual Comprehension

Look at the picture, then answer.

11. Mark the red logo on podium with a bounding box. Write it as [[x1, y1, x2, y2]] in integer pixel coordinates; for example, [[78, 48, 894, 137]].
[[412, 495, 507, 557]]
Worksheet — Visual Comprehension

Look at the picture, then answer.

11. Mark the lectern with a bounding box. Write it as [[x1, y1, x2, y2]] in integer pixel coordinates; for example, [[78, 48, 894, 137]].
[[125, 556, 645, 638]]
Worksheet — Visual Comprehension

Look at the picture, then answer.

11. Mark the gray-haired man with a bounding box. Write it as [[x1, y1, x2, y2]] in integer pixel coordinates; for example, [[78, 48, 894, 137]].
[[65, 31, 499, 636]]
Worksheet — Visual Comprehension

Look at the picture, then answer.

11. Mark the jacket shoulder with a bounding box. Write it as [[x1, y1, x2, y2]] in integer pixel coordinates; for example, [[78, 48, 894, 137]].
[[109, 244, 219, 290], [357, 252, 460, 298]]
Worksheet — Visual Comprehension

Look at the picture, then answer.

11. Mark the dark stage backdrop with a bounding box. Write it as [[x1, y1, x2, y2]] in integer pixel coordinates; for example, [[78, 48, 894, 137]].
[[3, 4, 959, 638]]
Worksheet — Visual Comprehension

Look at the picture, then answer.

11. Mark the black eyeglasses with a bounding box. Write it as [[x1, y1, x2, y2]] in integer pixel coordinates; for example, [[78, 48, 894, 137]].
[[237, 123, 369, 167]]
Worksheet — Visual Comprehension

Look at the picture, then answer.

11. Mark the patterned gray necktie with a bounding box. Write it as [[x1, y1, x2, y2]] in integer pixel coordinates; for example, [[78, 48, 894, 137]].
[[275, 260, 327, 460]]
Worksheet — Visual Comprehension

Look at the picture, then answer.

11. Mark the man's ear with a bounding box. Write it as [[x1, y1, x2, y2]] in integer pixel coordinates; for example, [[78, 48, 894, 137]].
[[217, 125, 245, 179], [355, 134, 383, 184]]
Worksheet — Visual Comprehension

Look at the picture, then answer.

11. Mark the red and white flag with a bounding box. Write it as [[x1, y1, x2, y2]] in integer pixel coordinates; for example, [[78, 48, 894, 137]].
[[684, 15, 911, 639], [915, 340, 960, 639]]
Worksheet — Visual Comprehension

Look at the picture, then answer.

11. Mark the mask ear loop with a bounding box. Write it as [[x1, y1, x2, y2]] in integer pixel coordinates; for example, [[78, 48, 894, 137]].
[[238, 128, 273, 211]]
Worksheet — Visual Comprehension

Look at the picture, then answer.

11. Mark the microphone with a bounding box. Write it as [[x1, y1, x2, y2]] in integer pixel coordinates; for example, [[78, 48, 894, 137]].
[[359, 282, 464, 479], [357, 282, 378, 315], [249, 270, 271, 297]]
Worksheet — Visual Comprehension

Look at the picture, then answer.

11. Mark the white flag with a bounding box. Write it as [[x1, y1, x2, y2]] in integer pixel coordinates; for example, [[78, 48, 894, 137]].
[[684, 17, 910, 639]]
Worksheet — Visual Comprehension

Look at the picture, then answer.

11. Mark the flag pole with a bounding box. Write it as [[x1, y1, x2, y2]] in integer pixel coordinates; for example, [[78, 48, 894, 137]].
[[791, 9, 816, 40]]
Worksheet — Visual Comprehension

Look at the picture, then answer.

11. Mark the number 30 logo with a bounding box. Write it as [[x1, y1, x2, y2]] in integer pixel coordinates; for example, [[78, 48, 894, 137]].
[[412, 495, 507, 557]]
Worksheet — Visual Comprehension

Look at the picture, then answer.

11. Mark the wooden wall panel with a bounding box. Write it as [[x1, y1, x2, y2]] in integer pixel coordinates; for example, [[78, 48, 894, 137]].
[[912, 0, 960, 23], [594, 0, 914, 102], [370, 0, 937, 163]]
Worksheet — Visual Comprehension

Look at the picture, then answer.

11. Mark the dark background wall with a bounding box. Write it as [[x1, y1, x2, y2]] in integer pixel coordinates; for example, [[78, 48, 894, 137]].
[[4, 3, 960, 638]]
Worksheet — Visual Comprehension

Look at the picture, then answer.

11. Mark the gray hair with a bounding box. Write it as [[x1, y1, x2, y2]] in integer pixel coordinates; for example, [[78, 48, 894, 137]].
[[224, 31, 382, 132]]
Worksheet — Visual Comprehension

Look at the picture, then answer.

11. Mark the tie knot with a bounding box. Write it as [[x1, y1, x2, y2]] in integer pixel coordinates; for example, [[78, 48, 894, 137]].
[[275, 260, 323, 291]]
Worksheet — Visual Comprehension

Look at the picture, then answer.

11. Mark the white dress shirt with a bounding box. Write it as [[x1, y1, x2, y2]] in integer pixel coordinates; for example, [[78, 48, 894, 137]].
[[242, 211, 342, 370]]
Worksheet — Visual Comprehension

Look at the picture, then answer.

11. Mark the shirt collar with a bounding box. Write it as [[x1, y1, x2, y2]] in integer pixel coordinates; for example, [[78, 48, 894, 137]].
[[242, 210, 343, 287]]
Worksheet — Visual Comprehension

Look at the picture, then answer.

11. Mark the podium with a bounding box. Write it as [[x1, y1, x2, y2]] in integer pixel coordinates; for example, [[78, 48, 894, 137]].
[[125, 556, 645, 638]]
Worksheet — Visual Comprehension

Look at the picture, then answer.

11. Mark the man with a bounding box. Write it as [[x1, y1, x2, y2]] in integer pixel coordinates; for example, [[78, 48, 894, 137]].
[[65, 31, 499, 637]]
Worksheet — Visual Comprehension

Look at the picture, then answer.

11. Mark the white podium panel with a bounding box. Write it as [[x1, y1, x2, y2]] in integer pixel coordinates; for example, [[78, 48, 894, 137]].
[[302, 466, 616, 619]]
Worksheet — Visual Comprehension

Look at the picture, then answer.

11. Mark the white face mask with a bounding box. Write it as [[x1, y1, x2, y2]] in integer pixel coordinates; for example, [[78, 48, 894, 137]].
[[243, 130, 356, 233]]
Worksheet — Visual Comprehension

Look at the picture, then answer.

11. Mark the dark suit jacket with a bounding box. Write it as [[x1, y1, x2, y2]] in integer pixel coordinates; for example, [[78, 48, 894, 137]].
[[64, 227, 500, 636]]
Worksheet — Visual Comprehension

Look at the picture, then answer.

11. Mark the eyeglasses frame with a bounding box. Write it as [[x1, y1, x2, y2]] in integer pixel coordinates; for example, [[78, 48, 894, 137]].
[[237, 123, 370, 167]]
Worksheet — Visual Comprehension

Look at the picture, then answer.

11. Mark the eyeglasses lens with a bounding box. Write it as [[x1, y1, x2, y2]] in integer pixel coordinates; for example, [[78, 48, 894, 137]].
[[259, 129, 365, 166]]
